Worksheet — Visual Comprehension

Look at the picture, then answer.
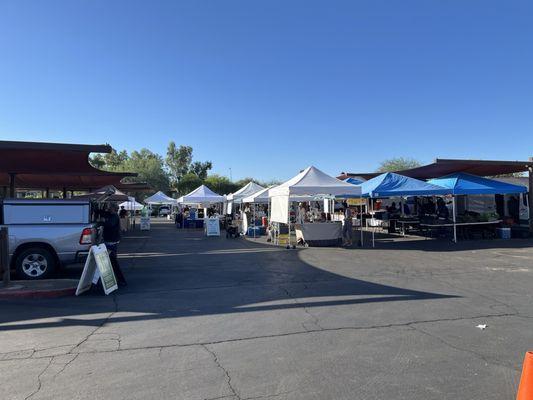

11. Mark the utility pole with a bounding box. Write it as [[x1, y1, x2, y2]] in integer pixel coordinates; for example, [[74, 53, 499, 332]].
[[229, 167, 233, 182]]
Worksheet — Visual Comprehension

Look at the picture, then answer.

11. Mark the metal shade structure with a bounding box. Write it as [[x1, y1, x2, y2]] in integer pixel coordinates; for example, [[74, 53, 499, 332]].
[[0, 140, 136, 195], [340, 158, 532, 181]]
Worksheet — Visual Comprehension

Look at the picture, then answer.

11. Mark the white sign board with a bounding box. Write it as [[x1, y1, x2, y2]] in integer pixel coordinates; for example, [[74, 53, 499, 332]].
[[76, 244, 118, 296], [140, 217, 151, 231], [205, 217, 220, 236]]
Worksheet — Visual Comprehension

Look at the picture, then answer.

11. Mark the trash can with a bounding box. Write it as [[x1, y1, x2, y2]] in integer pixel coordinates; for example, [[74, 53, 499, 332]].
[[496, 227, 511, 239]]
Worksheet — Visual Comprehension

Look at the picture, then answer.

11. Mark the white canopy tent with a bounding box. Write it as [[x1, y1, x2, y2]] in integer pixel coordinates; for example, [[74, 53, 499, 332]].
[[144, 191, 177, 205], [268, 166, 362, 224], [119, 197, 144, 211], [242, 186, 271, 204], [226, 181, 265, 215], [177, 185, 225, 205]]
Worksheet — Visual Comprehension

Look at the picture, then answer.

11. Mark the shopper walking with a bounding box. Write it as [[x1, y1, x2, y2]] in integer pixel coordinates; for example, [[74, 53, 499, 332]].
[[101, 203, 127, 286]]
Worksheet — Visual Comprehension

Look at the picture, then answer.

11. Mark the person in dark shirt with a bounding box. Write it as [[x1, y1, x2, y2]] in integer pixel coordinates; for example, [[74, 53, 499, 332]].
[[101, 204, 127, 286], [119, 206, 128, 218], [508, 195, 519, 222], [436, 198, 449, 220]]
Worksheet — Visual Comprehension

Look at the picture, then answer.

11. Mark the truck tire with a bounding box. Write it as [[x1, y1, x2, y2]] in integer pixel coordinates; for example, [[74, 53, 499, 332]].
[[15, 247, 57, 280]]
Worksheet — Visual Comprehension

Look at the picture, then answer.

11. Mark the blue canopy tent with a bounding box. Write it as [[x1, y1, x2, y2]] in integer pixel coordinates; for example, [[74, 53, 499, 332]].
[[427, 173, 527, 242], [427, 172, 527, 195], [356, 173, 449, 246], [343, 177, 364, 185], [361, 172, 449, 198]]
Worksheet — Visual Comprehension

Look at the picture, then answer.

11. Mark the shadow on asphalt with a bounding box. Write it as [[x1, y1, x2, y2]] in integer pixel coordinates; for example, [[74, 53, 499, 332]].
[[344, 229, 533, 252], [0, 222, 462, 331]]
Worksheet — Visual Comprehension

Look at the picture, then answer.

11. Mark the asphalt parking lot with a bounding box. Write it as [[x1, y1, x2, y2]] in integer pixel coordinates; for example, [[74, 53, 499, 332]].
[[1, 219, 532, 400]]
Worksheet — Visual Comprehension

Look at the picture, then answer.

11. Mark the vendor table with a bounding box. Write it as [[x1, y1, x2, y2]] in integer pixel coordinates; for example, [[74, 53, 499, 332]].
[[420, 220, 502, 240], [295, 222, 342, 247], [184, 219, 204, 229], [397, 219, 420, 236]]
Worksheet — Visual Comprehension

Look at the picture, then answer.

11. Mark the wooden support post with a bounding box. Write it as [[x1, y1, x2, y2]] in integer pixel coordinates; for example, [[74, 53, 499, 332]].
[[63, 187, 68, 199], [9, 173, 16, 198], [527, 157, 533, 234], [1, 227, 9, 287]]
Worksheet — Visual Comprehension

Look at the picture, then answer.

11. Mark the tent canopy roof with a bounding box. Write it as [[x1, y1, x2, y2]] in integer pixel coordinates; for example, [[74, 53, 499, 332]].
[[361, 172, 449, 198], [242, 186, 271, 204], [178, 185, 224, 204], [428, 172, 527, 195], [72, 185, 130, 201], [269, 166, 361, 197], [227, 182, 265, 202], [344, 177, 364, 185], [144, 191, 177, 204], [119, 199, 144, 211]]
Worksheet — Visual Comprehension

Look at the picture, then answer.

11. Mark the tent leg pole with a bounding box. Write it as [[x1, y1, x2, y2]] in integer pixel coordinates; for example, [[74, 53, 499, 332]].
[[287, 200, 291, 249], [452, 196, 457, 243], [360, 205, 363, 247]]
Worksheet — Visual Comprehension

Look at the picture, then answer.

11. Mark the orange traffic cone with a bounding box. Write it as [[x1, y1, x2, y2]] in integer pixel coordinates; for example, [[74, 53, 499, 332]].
[[517, 352, 533, 400]]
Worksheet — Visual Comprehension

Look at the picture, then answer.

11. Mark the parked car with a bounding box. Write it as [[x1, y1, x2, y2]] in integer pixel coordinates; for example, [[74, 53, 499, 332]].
[[0, 199, 99, 279], [159, 206, 171, 217]]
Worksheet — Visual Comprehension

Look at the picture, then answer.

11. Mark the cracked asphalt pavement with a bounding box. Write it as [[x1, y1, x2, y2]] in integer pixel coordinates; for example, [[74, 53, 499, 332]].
[[1, 219, 532, 399]]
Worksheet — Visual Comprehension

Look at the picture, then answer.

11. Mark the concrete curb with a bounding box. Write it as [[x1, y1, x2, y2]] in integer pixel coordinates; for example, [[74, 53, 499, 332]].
[[0, 280, 78, 299]]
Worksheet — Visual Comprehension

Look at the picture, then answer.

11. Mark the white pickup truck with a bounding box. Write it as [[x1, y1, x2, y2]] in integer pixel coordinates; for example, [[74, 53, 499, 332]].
[[0, 199, 99, 279]]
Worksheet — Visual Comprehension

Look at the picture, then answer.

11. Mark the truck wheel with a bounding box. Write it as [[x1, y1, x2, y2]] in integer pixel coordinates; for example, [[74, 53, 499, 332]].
[[16, 247, 56, 280]]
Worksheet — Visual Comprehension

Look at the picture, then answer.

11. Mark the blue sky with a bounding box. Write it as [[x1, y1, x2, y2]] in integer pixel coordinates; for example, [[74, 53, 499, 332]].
[[1, 1, 532, 181]]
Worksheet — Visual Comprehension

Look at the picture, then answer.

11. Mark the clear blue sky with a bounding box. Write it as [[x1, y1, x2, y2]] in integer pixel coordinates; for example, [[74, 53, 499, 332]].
[[1, 1, 532, 181]]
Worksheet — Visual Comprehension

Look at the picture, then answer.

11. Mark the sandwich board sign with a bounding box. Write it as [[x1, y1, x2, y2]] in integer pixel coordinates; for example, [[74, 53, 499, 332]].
[[140, 217, 150, 231], [76, 244, 118, 296], [205, 217, 220, 236]]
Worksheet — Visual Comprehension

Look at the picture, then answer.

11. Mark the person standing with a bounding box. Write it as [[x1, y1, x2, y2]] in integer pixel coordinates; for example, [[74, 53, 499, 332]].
[[508, 195, 519, 222], [297, 203, 306, 224], [101, 203, 127, 286], [342, 202, 353, 246], [119, 205, 128, 232]]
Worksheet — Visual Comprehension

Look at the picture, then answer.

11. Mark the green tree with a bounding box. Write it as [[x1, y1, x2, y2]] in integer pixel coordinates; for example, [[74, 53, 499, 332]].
[[190, 161, 213, 180], [234, 177, 260, 188], [177, 173, 203, 195], [377, 157, 421, 172], [204, 174, 239, 195], [105, 149, 129, 170], [90, 149, 129, 171], [90, 154, 106, 169], [166, 142, 193, 187], [124, 149, 170, 196]]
